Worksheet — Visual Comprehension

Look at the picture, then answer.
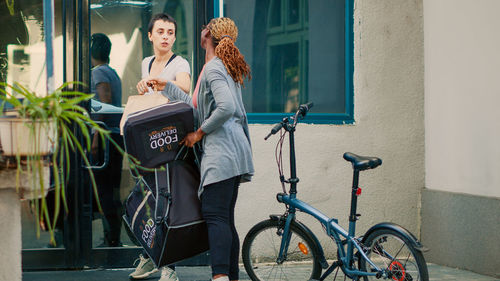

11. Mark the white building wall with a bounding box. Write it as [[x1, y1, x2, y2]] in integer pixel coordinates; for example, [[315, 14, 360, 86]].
[[237, 0, 424, 255], [422, 1, 500, 276], [424, 0, 500, 198]]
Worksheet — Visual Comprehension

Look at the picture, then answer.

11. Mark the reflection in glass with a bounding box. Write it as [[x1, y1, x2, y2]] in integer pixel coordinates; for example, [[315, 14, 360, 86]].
[[0, 1, 63, 98], [288, 0, 299, 25], [269, 0, 282, 28], [0, 0, 65, 249], [270, 43, 299, 113], [225, 0, 346, 114]]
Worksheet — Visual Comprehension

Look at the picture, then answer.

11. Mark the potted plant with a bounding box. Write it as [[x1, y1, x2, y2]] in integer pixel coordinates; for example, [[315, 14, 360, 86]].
[[0, 81, 143, 245]]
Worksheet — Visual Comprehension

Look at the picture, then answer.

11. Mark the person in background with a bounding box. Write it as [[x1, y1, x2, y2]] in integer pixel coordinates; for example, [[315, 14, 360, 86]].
[[129, 13, 191, 281], [146, 17, 254, 281], [90, 33, 124, 247]]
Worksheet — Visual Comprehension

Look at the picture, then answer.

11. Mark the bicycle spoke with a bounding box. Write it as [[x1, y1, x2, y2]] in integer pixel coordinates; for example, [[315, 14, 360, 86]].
[[359, 230, 427, 281], [243, 220, 320, 281], [268, 227, 279, 259], [279, 264, 289, 281]]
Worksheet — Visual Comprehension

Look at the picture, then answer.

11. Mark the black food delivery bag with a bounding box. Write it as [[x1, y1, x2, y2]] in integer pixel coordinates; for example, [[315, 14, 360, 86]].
[[123, 148, 208, 267], [123, 101, 194, 168]]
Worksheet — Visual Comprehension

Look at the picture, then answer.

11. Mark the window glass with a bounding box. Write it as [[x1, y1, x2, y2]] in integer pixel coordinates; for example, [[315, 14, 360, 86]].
[[287, 0, 299, 25], [0, 1, 64, 97], [90, 0, 194, 106], [270, 43, 299, 112], [225, 0, 346, 114], [269, 0, 282, 28]]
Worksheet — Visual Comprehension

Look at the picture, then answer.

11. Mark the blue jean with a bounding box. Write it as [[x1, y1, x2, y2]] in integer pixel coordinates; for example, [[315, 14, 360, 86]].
[[201, 176, 241, 280]]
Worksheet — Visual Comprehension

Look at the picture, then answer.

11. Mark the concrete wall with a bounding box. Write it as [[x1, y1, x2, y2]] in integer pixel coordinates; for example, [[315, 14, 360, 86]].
[[423, 0, 500, 276], [236, 0, 425, 258], [421, 189, 500, 277], [0, 189, 23, 281], [424, 0, 500, 198]]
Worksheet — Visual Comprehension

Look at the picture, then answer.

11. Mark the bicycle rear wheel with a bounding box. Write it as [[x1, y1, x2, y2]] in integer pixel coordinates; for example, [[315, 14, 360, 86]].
[[242, 219, 322, 281], [359, 228, 429, 281]]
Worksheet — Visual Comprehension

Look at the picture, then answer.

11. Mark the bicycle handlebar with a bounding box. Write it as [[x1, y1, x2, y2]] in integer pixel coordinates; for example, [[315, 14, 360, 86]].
[[264, 122, 285, 140], [264, 102, 314, 140], [293, 102, 314, 126], [298, 102, 314, 118]]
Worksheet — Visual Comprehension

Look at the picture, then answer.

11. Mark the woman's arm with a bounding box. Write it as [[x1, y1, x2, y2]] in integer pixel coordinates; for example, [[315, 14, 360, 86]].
[[163, 81, 193, 105], [95, 82, 112, 103], [169, 72, 191, 93], [145, 77, 193, 106]]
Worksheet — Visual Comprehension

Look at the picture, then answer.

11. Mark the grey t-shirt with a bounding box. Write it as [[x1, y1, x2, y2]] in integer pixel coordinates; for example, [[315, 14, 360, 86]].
[[141, 55, 190, 94], [91, 64, 122, 107]]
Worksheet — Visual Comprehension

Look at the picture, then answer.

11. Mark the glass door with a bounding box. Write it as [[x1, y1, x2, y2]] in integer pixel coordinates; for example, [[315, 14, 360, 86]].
[[86, 0, 210, 268], [3, 0, 214, 270]]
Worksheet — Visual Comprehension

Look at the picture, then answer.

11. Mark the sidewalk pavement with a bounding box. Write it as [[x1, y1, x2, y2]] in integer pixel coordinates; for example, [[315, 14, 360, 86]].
[[23, 263, 499, 281]]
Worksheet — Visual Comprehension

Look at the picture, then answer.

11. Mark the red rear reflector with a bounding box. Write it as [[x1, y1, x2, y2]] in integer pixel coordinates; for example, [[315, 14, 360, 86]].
[[356, 188, 362, 196]]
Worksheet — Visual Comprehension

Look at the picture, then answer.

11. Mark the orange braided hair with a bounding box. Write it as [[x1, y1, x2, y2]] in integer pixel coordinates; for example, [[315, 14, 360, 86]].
[[208, 17, 251, 86]]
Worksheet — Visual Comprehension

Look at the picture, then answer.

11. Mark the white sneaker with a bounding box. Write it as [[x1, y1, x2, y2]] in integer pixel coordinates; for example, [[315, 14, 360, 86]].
[[159, 266, 180, 281], [129, 254, 159, 279], [212, 276, 229, 281]]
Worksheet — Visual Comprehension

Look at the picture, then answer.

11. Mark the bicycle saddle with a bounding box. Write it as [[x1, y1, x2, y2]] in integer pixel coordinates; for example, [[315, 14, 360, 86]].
[[343, 152, 382, 171]]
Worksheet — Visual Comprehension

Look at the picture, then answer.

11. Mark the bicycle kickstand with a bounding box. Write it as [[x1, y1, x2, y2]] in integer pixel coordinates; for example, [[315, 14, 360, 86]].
[[318, 260, 342, 281]]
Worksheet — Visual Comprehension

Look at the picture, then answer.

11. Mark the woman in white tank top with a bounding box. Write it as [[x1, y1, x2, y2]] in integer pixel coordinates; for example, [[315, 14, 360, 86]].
[[129, 13, 191, 281], [136, 13, 191, 95]]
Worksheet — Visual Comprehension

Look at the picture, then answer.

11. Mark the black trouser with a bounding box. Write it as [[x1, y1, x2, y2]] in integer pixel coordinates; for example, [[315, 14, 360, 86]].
[[94, 133, 124, 246], [201, 176, 241, 280]]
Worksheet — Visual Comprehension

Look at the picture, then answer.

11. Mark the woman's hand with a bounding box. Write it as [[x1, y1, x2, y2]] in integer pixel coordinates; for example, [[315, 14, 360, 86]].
[[180, 128, 206, 147], [145, 77, 168, 92], [136, 77, 168, 95], [136, 78, 151, 95]]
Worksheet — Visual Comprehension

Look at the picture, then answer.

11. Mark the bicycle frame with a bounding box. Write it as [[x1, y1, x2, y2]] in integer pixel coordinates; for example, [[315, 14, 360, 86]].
[[277, 194, 383, 279], [275, 117, 384, 279]]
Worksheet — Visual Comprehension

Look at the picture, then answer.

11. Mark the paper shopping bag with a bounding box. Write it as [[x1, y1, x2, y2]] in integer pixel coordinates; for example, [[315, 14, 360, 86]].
[[120, 93, 168, 135]]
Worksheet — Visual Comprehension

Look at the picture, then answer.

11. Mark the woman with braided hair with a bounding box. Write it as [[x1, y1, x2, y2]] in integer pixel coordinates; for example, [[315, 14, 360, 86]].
[[144, 17, 254, 281]]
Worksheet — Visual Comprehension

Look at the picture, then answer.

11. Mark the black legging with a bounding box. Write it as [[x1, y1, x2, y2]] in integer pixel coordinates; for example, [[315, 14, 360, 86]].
[[201, 176, 241, 280]]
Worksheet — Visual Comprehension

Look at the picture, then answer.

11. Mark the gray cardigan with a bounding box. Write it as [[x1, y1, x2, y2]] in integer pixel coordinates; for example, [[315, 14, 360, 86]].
[[161, 57, 254, 194]]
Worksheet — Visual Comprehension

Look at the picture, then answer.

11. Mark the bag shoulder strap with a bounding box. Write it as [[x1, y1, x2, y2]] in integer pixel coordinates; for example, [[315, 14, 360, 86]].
[[154, 165, 171, 224], [153, 145, 199, 224], [148, 54, 177, 74], [175, 144, 201, 169]]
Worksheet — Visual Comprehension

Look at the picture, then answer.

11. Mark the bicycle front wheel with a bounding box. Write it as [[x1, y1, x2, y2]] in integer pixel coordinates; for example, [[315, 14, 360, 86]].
[[359, 228, 429, 281], [242, 219, 322, 281]]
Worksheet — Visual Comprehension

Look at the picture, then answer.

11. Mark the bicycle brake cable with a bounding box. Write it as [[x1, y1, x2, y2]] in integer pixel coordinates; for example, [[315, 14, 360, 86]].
[[275, 127, 287, 194]]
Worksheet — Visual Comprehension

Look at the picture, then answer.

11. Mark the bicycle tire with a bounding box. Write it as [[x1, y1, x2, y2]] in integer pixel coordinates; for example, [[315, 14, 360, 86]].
[[242, 219, 322, 281], [358, 228, 429, 281]]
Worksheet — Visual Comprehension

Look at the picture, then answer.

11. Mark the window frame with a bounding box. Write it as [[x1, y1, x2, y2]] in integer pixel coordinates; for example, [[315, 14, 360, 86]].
[[215, 0, 354, 125]]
